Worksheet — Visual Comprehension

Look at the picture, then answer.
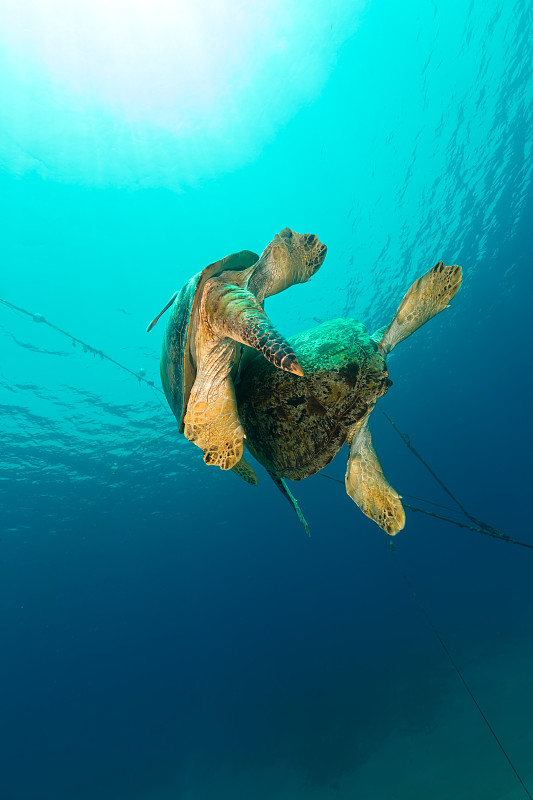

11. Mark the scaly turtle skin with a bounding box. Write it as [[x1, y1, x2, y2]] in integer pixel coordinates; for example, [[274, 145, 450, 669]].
[[149, 229, 327, 473], [236, 261, 463, 535]]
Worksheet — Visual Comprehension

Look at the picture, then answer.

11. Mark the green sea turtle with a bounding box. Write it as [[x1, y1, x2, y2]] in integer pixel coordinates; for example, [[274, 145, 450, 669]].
[[234, 260, 462, 535], [148, 228, 327, 477]]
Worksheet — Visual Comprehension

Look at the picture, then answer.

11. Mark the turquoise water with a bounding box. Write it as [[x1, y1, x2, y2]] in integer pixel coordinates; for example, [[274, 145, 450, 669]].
[[1, 1, 532, 797]]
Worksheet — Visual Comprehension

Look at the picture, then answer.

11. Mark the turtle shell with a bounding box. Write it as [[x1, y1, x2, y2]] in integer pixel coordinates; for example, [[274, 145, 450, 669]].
[[160, 250, 259, 432], [236, 318, 390, 480]]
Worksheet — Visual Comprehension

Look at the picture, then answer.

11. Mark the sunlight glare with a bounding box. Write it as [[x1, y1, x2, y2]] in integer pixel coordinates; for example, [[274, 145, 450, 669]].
[[0, 0, 364, 184]]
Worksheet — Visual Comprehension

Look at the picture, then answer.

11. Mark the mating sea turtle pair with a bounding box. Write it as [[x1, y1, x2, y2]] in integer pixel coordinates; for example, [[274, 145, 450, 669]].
[[148, 228, 462, 535]]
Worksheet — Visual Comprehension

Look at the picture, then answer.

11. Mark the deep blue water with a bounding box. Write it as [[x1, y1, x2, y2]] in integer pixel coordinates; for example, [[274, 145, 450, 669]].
[[1, 1, 532, 798]]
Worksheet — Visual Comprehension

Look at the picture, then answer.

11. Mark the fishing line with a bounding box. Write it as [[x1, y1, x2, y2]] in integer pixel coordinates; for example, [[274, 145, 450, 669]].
[[401, 494, 466, 515], [389, 545, 533, 799], [0, 297, 164, 394], [319, 473, 532, 549], [375, 404, 533, 548], [0, 296, 174, 502], [322, 474, 464, 516], [403, 504, 533, 550], [4, 298, 532, 793], [2, 296, 531, 549], [377, 404, 475, 521]]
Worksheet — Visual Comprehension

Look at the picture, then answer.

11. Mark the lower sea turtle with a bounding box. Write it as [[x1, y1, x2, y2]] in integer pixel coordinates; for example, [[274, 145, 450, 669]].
[[235, 260, 463, 535], [148, 228, 327, 475]]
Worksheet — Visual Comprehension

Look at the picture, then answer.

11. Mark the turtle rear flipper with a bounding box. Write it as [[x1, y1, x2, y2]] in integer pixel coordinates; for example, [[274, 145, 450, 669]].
[[345, 415, 405, 535], [231, 456, 258, 485], [377, 262, 462, 355], [184, 364, 245, 470]]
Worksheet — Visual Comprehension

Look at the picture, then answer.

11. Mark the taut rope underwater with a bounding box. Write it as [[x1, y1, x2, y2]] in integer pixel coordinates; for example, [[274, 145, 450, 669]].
[[2, 296, 532, 798]]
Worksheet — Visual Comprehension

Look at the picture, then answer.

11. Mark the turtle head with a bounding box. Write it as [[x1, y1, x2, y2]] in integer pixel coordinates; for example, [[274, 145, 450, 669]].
[[251, 228, 327, 299], [275, 227, 328, 282]]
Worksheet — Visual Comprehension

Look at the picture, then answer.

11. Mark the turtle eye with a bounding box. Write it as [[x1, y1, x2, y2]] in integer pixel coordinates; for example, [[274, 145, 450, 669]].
[[279, 227, 292, 238]]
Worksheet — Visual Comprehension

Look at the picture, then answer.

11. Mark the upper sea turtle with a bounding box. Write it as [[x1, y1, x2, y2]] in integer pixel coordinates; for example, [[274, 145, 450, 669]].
[[235, 260, 463, 535], [147, 228, 327, 477]]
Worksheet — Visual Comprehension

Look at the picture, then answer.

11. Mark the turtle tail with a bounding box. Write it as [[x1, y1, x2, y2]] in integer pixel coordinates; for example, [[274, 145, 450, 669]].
[[146, 291, 178, 332], [267, 470, 311, 537]]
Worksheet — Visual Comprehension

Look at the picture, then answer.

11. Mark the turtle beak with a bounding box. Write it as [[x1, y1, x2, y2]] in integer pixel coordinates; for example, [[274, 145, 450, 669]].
[[307, 239, 327, 277]]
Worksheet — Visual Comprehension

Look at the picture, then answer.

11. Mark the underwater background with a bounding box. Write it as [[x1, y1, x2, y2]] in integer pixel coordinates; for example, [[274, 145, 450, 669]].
[[1, 0, 532, 798]]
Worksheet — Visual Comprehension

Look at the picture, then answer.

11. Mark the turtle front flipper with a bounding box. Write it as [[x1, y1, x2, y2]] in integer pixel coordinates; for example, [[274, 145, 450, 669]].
[[377, 262, 462, 355], [345, 415, 405, 535], [203, 278, 304, 376]]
